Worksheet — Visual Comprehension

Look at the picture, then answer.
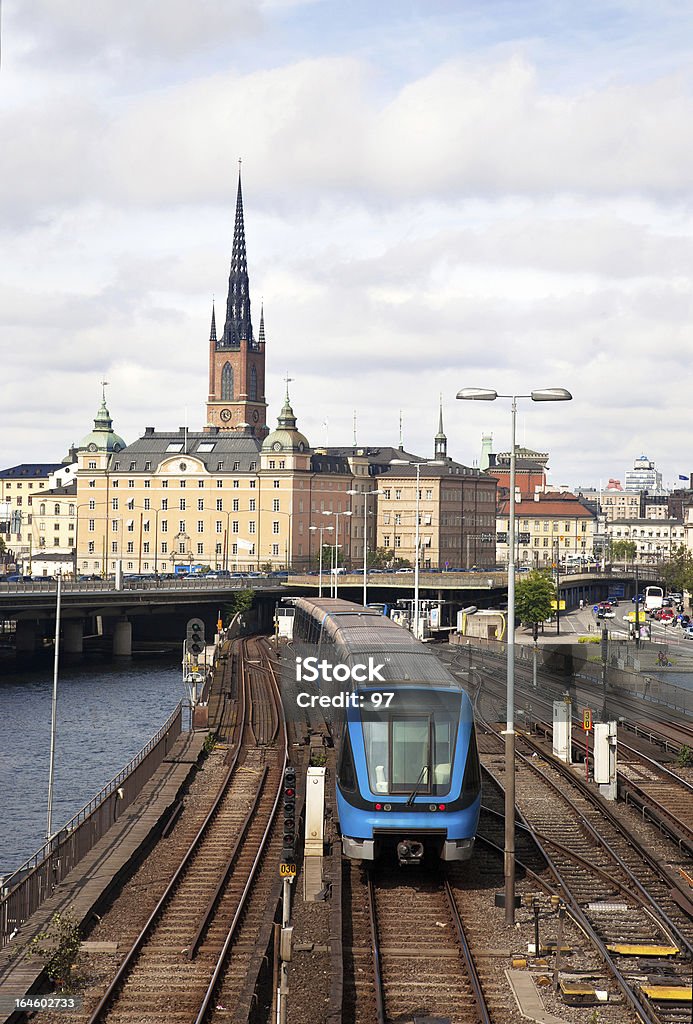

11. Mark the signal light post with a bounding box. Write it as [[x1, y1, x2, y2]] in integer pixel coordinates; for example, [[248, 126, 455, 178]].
[[277, 765, 297, 1024]]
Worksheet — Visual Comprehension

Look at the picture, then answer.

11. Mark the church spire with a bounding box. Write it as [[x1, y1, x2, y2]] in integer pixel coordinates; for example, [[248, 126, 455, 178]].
[[434, 394, 447, 459], [221, 162, 253, 349], [209, 301, 217, 344], [258, 302, 265, 346]]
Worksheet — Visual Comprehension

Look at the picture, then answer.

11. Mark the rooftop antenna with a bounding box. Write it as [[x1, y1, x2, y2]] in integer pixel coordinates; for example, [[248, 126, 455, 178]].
[[322, 417, 329, 447], [184, 406, 188, 454], [398, 409, 403, 450], [100, 378, 109, 403], [353, 410, 357, 447]]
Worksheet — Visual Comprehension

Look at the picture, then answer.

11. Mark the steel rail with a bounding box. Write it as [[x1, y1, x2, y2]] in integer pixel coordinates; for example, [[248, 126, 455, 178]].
[[187, 765, 270, 959], [194, 637, 288, 1024], [442, 877, 493, 1024], [479, 721, 690, 1024], [366, 872, 386, 1024], [85, 655, 248, 1024]]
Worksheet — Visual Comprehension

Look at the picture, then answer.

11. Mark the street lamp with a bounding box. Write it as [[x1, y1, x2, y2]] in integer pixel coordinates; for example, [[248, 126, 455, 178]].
[[456, 385, 572, 924], [347, 488, 384, 607], [390, 461, 438, 639], [309, 524, 334, 596], [322, 510, 352, 597]]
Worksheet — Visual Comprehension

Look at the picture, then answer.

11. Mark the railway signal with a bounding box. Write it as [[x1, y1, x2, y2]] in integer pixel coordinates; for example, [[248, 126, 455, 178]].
[[280, 767, 297, 870], [186, 617, 205, 657]]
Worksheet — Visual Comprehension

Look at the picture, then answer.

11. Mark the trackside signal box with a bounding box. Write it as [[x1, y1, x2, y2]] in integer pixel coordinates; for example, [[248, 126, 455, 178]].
[[304, 766, 326, 857]]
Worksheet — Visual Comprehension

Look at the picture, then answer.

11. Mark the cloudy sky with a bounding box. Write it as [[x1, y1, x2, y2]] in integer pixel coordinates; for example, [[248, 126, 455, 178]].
[[2, 0, 693, 489]]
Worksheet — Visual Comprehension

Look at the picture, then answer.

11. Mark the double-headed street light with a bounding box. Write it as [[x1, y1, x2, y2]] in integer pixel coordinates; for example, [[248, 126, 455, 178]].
[[309, 523, 334, 596], [322, 510, 352, 597], [347, 487, 384, 607], [456, 386, 572, 924]]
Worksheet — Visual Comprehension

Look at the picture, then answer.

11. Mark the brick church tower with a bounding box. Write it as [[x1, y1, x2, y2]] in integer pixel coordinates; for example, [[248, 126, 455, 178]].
[[206, 169, 268, 437]]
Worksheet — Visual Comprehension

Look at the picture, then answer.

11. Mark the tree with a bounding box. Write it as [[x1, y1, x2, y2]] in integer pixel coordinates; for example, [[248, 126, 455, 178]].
[[223, 589, 254, 624], [611, 539, 636, 562], [659, 545, 693, 594], [515, 569, 556, 641]]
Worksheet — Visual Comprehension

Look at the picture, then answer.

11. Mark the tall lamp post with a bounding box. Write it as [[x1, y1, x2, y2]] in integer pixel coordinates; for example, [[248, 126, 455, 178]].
[[322, 510, 352, 597], [309, 524, 333, 597], [457, 386, 572, 924], [390, 461, 437, 639], [347, 487, 384, 607]]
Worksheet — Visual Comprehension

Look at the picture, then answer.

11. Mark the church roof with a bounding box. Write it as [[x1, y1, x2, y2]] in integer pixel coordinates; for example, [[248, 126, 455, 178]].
[[78, 397, 126, 453], [219, 167, 256, 350]]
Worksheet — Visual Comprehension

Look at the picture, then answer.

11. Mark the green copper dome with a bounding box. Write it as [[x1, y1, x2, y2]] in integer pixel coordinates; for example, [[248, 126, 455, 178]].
[[78, 398, 126, 453], [261, 387, 310, 454]]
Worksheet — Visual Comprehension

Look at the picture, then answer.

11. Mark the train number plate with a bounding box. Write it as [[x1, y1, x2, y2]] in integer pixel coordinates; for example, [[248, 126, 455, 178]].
[[279, 862, 297, 878]]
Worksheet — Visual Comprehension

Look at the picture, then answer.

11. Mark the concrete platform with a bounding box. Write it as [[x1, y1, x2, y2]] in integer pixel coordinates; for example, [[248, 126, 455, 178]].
[[506, 969, 571, 1024], [0, 730, 206, 1023]]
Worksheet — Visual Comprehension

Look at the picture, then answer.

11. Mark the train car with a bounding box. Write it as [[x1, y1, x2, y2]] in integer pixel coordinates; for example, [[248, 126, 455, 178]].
[[291, 596, 480, 865]]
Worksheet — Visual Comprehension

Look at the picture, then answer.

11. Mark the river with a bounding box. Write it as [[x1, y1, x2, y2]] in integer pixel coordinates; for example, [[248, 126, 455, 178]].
[[0, 653, 184, 878]]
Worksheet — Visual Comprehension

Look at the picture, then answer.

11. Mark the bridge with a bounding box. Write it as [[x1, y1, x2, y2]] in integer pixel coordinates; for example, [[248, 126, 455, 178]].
[[0, 568, 656, 657]]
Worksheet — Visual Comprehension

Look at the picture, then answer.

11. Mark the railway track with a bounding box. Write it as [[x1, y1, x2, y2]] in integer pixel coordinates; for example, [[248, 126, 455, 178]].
[[84, 636, 287, 1024], [478, 719, 693, 1024], [343, 862, 491, 1024]]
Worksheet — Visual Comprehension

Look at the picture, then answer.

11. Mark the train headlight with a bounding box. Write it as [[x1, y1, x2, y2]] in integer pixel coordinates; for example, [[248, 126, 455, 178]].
[[429, 804, 437, 811]]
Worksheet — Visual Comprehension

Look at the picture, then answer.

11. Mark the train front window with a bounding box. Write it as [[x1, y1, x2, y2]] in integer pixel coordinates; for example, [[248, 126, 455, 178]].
[[391, 718, 430, 793], [362, 704, 458, 796]]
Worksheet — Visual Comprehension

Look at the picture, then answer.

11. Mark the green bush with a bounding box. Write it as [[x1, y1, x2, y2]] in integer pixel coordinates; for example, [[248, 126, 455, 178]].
[[676, 745, 692, 768], [578, 635, 600, 644], [27, 910, 81, 988]]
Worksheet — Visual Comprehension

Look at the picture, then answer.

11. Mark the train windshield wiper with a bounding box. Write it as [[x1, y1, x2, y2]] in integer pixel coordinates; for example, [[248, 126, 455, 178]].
[[406, 764, 429, 806]]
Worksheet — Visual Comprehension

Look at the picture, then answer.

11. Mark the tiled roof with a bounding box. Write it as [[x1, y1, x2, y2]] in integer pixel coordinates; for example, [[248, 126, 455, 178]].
[[498, 499, 596, 517], [0, 464, 61, 479]]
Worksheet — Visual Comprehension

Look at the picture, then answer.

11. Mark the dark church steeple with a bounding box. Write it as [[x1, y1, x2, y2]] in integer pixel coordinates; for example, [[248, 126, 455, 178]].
[[206, 165, 268, 437], [221, 166, 255, 350], [434, 395, 447, 459]]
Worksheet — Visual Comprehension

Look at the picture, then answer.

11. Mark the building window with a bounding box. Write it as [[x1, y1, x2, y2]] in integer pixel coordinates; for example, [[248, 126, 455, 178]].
[[162, 499, 168, 510], [197, 498, 204, 511], [232, 521, 239, 534], [249, 499, 256, 512], [145, 461, 152, 471], [162, 480, 168, 488], [273, 521, 280, 534], [217, 462, 224, 472], [233, 480, 239, 488], [161, 520, 168, 532], [178, 542, 186, 554], [216, 479, 223, 488], [128, 479, 135, 487], [144, 497, 150, 510], [279, 460, 285, 469], [272, 543, 279, 556], [89, 480, 96, 488], [395, 489, 402, 500], [249, 521, 256, 534], [126, 498, 135, 510], [383, 535, 390, 547], [197, 520, 204, 533], [216, 542, 223, 554], [249, 364, 258, 401], [269, 461, 275, 470], [127, 519, 134, 532], [161, 541, 168, 553], [112, 520, 119, 532], [232, 498, 239, 512], [216, 521, 223, 534], [216, 498, 223, 511], [88, 461, 97, 470], [178, 520, 186, 533], [127, 542, 134, 553], [394, 513, 402, 526], [394, 536, 401, 548], [221, 362, 234, 400], [273, 499, 280, 512], [425, 489, 433, 500], [88, 541, 95, 553], [112, 480, 119, 487], [143, 542, 150, 554], [144, 480, 151, 488], [179, 498, 186, 510], [273, 480, 280, 488], [197, 543, 204, 555], [249, 480, 256, 488], [111, 541, 118, 553], [198, 479, 205, 488]]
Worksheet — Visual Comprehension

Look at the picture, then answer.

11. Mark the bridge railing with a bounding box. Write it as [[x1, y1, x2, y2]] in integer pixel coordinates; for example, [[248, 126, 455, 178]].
[[0, 702, 183, 949]]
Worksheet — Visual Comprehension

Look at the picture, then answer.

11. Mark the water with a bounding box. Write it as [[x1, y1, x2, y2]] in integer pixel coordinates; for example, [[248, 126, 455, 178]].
[[0, 654, 184, 877]]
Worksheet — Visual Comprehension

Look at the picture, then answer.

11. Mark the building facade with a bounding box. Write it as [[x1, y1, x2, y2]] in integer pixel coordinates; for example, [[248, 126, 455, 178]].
[[607, 518, 685, 564], [496, 492, 597, 566]]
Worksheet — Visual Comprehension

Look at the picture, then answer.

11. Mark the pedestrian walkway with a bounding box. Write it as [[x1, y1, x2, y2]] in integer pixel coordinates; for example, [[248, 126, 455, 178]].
[[0, 730, 205, 1022]]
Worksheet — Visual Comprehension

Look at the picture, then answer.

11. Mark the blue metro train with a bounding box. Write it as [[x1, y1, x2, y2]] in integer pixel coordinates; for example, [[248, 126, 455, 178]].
[[291, 596, 481, 865]]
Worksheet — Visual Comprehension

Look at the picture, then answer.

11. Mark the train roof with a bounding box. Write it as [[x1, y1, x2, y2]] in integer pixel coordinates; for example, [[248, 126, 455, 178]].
[[292, 596, 462, 688]]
